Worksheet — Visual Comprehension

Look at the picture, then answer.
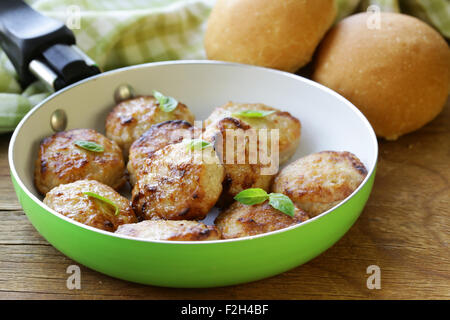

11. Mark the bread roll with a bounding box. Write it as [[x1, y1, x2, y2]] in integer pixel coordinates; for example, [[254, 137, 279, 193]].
[[204, 0, 336, 73], [313, 12, 450, 140]]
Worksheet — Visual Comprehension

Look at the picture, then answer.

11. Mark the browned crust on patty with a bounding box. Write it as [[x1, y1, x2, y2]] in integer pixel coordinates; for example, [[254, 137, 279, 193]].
[[105, 95, 195, 155], [131, 141, 224, 221], [215, 201, 309, 239], [44, 180, 137, 232], [203, 117, 275, 207], [115, 220, 221, 241], [272, 151, 368, 216], [204, 102, 301, 165], [127, 120, 197, 185], [34, 128, 126, 195]]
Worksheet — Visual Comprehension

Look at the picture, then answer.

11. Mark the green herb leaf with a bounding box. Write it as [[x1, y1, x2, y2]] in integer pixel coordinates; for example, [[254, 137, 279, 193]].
[[234, 188, 296, 217], [153, 90, 178, 112], [187, 139, 213, 151], [83, 192, 119, 216], [232, 110, 276, 118], [268, 193, 295, 217], [74, 140, 104, 152], [234, 188, 269, 205]]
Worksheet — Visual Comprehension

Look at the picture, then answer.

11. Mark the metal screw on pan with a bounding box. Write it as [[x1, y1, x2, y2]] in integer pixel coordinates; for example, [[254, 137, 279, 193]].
[[50, 109, 68, 132], [114, 84, 135, 104]]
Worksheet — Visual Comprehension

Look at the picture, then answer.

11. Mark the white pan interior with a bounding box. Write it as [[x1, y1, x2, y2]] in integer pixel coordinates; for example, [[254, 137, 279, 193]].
[[10, 61, 378, 222]]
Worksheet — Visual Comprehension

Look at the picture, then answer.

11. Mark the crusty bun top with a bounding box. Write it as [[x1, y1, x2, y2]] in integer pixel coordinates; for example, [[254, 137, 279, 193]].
[[205, 0, 336, 72], [313, 12, 450, 140]]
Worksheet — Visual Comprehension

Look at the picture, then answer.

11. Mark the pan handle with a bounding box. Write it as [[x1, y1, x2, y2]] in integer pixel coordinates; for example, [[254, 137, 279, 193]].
[[0, 0, 100, 90]]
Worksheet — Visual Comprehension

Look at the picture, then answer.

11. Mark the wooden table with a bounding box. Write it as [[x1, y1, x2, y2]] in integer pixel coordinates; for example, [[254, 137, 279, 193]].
[[0, 100, 448, 300]]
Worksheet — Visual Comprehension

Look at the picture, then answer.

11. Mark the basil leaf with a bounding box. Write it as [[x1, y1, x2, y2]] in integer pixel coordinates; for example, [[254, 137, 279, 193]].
[[187, 139, 213, 151], [268, 193, 295, 217], [83, 192, 119, 216], [74, 140, 104, 152], [234, 188, 269, 205], [232, 110, 276, 118], [153, 90, 178, 112]]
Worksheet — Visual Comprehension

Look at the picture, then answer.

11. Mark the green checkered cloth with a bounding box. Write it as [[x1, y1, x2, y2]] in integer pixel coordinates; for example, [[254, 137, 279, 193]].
[[0, 0, 214, 133], [0, 0, 448, 133]]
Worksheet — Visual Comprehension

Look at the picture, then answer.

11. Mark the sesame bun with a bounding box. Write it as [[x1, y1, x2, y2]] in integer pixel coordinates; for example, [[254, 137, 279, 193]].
[[204, 0, 336, 72], [313, 12, 450, 140]]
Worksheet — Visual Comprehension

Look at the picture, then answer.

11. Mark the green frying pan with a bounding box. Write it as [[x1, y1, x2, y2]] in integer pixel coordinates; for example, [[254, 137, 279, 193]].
[[4, 1, 378, 288], [9, 60, 377, 287]]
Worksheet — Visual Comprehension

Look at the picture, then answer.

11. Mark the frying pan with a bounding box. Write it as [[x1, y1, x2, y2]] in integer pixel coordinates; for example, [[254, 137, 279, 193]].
[[4, 1, 378, 287]]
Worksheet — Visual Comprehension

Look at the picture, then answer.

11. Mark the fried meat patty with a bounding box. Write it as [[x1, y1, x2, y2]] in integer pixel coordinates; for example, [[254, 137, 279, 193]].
[[44, 180, 137, 232], [35, 128, 125, 195], [272, 151, 368, 216], [105, 95, 195, 155], [115, 220, 221, 241], [131, 140, 225, 220], [215, 201, 309, 239]]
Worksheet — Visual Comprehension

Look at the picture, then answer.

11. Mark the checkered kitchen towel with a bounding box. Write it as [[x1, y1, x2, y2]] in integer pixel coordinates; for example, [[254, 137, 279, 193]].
[[0, 0, 448, 133], [0, 0, 215, 133]]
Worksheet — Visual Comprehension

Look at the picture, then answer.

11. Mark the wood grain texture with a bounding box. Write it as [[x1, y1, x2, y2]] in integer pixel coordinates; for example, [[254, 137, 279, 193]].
[[0, 100, 449, 300]]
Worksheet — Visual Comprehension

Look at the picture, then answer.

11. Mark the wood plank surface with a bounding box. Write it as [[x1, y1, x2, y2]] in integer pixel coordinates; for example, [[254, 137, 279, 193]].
[[0, 100, 449, 300]]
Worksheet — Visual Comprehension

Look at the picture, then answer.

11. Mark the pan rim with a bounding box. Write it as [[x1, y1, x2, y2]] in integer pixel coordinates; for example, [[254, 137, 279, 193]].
[[8, 60, 378, 245]]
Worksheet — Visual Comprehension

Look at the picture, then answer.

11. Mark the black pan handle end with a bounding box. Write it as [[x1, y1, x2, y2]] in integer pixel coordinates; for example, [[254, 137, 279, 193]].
[[0, 0, 100, 90]]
